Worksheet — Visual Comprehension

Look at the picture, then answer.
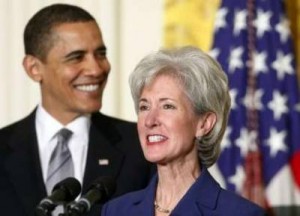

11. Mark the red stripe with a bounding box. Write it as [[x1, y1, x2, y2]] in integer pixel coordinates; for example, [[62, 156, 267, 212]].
[[290, 151, 300, 188]]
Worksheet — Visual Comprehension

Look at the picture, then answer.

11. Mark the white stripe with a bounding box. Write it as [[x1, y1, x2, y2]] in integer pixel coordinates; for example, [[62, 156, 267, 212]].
[[209, 164, 227, 189], [266, 164, 300, 206]]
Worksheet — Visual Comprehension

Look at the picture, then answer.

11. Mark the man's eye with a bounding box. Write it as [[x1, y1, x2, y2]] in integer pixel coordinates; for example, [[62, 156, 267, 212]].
[[74, 55, 84, 60], [96, 50, 107, 59], [68, 54, 84, 62]]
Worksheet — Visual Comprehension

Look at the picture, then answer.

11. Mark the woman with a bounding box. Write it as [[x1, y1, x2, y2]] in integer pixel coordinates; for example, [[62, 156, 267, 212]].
[[101, 46, 265, 215]]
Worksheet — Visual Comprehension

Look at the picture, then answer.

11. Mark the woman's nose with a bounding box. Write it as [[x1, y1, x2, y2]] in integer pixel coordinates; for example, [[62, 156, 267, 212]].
[[144, 109, 160, 128]]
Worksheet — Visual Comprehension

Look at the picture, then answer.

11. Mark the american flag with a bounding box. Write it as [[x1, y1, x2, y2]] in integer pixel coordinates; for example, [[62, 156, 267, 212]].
[[210, 0, 300, 215]]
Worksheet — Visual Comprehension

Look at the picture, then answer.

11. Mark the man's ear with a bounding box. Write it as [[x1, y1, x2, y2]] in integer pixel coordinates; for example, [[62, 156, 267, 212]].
[[23, 55, 43, 82], [196, 112, 217, 137]]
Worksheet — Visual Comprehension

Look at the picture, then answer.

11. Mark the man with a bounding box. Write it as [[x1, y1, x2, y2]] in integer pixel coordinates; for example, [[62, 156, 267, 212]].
[[0, 3, 153, 216]]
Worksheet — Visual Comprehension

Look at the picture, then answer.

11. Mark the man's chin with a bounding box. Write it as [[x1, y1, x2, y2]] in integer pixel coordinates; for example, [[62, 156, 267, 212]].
[[78, 103, 102, 114], [85, 106, 101, 114]]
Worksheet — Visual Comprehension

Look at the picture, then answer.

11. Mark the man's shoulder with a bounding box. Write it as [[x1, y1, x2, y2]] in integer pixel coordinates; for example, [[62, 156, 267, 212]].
[[90, 112, 139, 146], [0, 111, 35, 136], [92, 112, 136, 125], [0, 114, 35, 157], [91, 112, 137, 133]]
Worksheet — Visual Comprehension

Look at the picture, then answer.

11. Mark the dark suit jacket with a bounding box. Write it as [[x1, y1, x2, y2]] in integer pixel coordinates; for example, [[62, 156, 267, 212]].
[[0, 110, 153, 216], [101, 167, 266, 216]]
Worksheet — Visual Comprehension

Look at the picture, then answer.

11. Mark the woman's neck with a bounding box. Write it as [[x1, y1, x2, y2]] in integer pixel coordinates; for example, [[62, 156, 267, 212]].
[[155, 159, 201, 214]]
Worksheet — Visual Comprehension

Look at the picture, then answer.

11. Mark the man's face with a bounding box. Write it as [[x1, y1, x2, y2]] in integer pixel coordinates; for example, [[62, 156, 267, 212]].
[[35, 21, 111, 124]]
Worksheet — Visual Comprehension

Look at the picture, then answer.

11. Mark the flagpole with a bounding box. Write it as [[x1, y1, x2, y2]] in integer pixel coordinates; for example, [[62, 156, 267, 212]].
[[243, 0, 266, 209]]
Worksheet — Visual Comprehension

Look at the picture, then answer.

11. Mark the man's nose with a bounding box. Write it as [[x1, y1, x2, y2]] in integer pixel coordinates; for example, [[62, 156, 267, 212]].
[[85, 56, 110, 76]]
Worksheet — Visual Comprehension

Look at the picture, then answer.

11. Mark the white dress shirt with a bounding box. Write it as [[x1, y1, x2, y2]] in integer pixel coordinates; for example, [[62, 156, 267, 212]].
[[35, 105, 91, 188]]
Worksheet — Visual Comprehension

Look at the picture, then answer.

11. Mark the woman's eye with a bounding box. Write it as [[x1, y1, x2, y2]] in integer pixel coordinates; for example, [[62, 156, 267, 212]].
[[163, 104, 175, 109], [139, 105, 149, 111]]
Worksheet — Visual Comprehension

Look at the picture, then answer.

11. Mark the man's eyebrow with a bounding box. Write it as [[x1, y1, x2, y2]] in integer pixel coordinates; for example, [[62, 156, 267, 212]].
[[96, 45, 107, 53], [63, 45, 107, 60]]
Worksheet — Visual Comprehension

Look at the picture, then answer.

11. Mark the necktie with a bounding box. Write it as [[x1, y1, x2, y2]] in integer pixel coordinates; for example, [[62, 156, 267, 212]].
[[46, 128, 74, 212]]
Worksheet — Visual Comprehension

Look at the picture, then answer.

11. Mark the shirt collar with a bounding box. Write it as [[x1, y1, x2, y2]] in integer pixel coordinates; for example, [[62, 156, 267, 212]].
[[36, 104, 91, 144]]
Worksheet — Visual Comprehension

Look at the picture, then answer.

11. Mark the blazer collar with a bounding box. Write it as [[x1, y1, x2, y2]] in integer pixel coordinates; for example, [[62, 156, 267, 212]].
[[173, 166, 221, 215], [132, 167, 221, 216], [134, 174, 158, 216]]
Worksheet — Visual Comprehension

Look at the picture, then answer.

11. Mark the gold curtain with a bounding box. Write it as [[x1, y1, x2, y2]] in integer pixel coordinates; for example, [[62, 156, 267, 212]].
[[286, 0, 300, 84], [163, 0, 221, 52]]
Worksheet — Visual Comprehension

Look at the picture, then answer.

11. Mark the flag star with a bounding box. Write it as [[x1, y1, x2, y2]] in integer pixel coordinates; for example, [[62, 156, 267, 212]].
[[230, 89, 238, 110], [243, 89, 264, 110], [235, 128, 258, 157], [234, 9, 247, 35], [209, 48, 220, 60], [275, 16, 291, 43], [253, 9, 272, 38], [267, 91, 288, 120], [271, 51, 294, 80], [221, 127, 232, 150], [228, 165, 245, 192], [215, 7, 228, 31], [265, 127, 287, 157], [228, 46, 244, 73], [253, 51, 268, 74]]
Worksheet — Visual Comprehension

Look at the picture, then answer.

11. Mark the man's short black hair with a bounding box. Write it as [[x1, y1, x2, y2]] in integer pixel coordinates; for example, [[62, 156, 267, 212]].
[[24, 3, 96, 61]]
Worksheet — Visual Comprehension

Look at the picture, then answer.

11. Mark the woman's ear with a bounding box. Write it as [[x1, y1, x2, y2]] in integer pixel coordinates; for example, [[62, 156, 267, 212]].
[[23, 55, 43, 82], [196, 112, 217, 137]]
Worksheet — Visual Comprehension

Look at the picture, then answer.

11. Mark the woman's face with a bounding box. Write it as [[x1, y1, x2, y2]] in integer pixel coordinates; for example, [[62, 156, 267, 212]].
[[137, 74, 202, 164]]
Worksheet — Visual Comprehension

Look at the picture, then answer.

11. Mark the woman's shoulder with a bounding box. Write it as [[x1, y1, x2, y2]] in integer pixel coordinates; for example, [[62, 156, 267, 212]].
[[217, 188, 266, 215]]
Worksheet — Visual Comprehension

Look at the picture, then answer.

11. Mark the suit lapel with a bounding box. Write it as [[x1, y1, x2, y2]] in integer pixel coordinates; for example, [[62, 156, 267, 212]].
[[5, 111, 46, 215], [82, 113, 124, 193], [134, 174, 157, 216], [172, 167, 220, 216]]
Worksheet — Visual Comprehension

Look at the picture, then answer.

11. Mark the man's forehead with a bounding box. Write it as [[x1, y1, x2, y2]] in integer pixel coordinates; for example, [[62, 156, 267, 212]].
[[52, 21, 101, 35], [49, 22, 104, 50]]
